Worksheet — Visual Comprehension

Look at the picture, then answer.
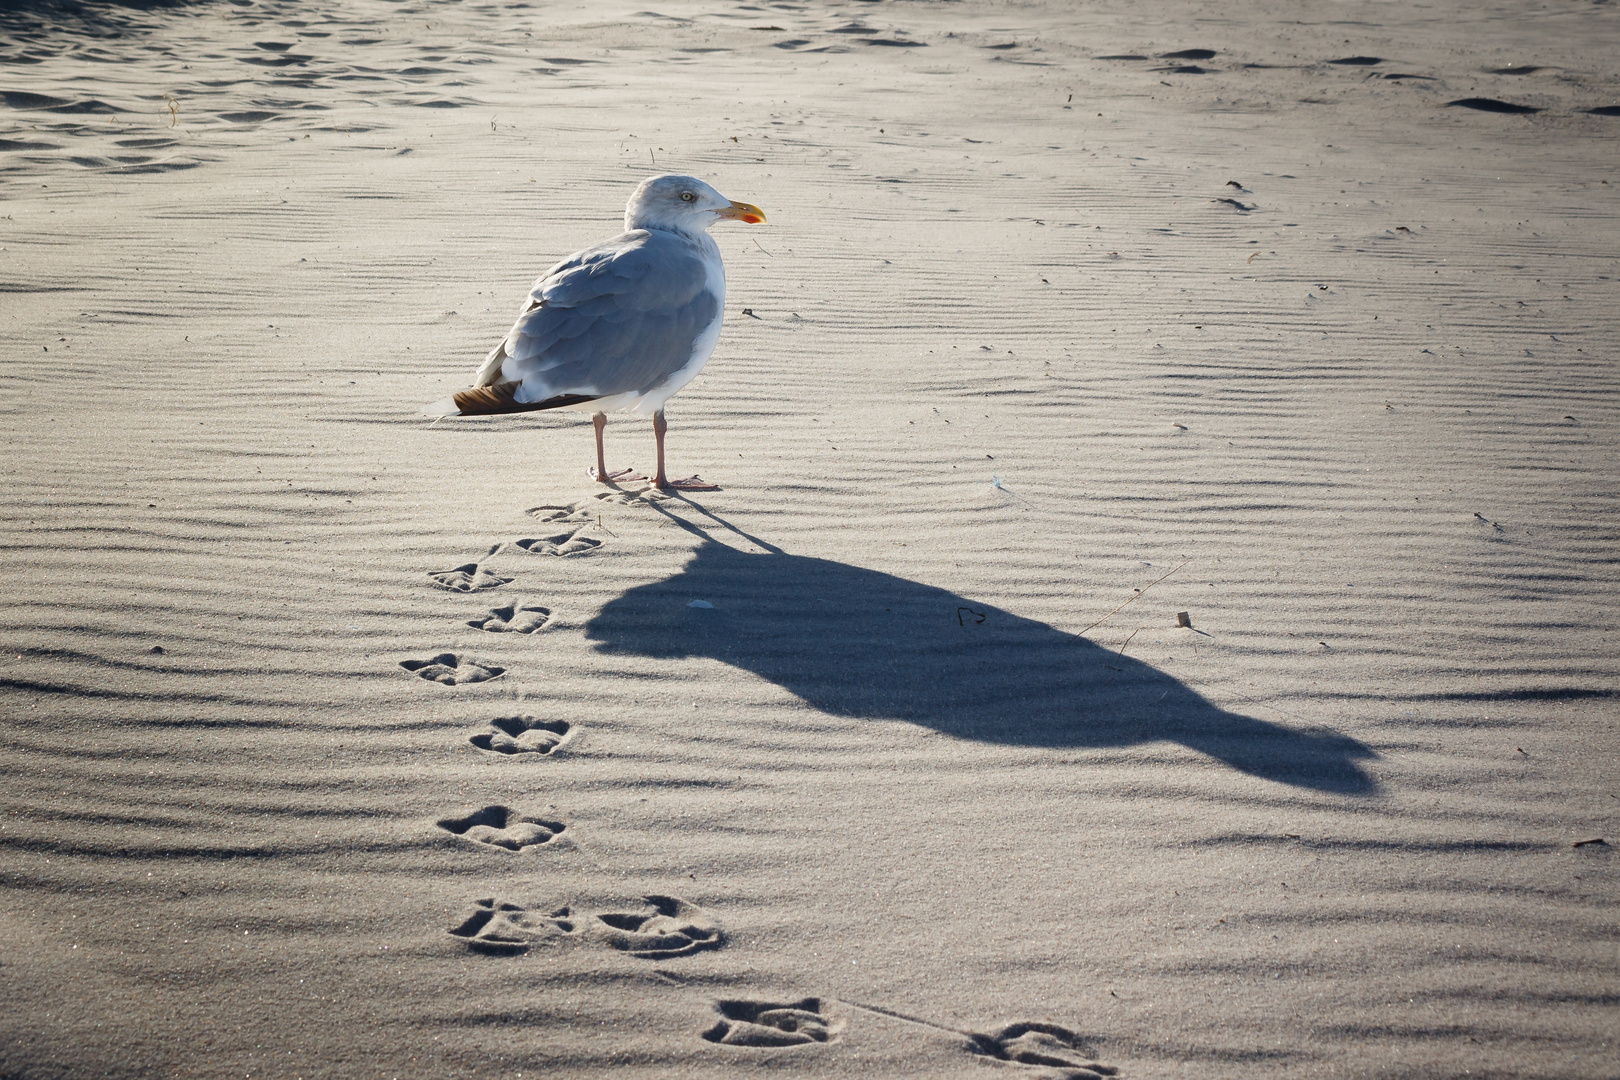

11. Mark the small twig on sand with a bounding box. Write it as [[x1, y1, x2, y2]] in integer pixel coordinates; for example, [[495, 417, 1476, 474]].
[[1075, 560, 1188, 639]]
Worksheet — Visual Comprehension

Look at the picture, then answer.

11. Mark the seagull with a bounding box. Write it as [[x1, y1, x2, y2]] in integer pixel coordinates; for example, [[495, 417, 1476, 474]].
[[424, 174, 766, 490]]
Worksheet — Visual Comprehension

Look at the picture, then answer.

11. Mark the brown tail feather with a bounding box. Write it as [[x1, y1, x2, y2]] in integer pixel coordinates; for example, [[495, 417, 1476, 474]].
[[452, 383, 600, 415]]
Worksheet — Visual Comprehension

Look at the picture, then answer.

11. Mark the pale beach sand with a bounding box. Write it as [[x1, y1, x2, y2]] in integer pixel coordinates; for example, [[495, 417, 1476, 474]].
[[1, 0, 1617, 1076]]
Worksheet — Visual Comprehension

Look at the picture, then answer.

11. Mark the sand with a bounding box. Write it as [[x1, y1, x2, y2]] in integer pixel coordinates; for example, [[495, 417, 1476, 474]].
[[2, 0, 1617, 1076]]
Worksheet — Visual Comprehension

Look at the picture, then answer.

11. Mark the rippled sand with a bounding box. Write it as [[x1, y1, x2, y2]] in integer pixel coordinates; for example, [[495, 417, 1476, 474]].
[[2, 0, 1617, 1076]]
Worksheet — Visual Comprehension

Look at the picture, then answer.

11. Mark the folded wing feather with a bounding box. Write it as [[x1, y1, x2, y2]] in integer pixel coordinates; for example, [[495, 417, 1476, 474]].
[[473, 230, 720, 408]]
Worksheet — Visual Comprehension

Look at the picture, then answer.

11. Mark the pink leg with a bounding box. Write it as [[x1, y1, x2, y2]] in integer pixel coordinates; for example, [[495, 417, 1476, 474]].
[[652, 408, 718, 491], [652, 409, 668, 488], [589, 412, 647, 484], [591, 412, 610, 483]]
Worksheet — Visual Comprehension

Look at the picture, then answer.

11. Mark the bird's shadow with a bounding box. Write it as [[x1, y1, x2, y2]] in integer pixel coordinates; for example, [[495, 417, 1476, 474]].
[[585, 506, 1378, 795]]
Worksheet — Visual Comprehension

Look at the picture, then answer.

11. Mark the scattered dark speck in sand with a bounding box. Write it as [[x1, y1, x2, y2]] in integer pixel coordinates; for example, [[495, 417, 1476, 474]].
[[1447, 97, 1542, 113]]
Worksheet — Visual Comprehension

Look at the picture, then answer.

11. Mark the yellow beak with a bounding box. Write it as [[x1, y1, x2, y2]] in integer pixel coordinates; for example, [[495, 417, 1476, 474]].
[[716, 200, 766, 224]]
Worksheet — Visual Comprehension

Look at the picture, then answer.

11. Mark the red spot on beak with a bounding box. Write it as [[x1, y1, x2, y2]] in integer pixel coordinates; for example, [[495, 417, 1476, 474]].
[[719, 200, 767, 225]]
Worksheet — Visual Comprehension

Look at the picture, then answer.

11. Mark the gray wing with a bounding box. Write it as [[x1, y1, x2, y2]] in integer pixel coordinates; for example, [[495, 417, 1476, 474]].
[[491, 230, 720, 403]]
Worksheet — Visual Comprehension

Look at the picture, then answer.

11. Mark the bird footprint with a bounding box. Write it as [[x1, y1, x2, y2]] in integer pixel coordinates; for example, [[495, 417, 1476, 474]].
[[447, 898, 576, 954], [427, 562, 513, 592], [437, 805, 566, 850], [527, 503, 594, 523], [702, 998, 841, 1047], [515, 529, 601, 557], [400, 653, 505, 685], [447, 894, 721, 958], [966, 1022, 1116, 1078], [468, 715, 572, 755], [428, 544, 512, 591], [588, 894, 723, 958], [467, 601, 550, 633]]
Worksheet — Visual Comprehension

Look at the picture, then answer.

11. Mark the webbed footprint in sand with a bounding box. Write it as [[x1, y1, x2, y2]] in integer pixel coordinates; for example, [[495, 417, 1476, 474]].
[[531, 490, 668, 521], [447, 894, 720, 958], [527, 503, 595, 524], [515, 528, 602, 557], [428, 546, 513, 591], [447, 898, 576, 955], [428, 562, 514, 590], [588, 894, 723, 958], [467, 601, 550, 633], [517, 490, 670, 553], [703, 998, 840, 1047], [400, 653, 504, 685], [437, 805, 566, 850], [521, 502, 610, 552], [964, 1022, 1117, 1078], [468, 715, 573, 755]]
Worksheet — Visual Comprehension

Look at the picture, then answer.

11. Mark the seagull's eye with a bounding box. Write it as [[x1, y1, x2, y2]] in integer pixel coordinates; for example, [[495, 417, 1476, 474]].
[[679, 191, 695, 202]]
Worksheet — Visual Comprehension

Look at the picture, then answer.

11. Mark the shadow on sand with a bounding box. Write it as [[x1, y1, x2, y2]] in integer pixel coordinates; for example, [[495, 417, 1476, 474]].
[[585, 512, 1378, 796]]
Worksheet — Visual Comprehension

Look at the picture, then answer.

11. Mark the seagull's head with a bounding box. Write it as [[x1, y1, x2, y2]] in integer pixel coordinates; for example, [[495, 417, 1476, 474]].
[[625, 174, 766, 234]]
